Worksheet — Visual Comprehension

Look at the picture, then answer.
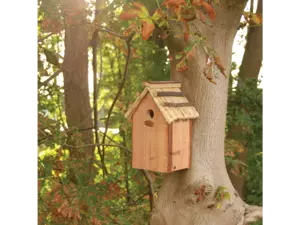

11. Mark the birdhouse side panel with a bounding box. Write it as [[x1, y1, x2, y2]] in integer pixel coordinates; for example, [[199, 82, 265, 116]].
[[170, 120, 192, 171], [132, 93, 169, 172]]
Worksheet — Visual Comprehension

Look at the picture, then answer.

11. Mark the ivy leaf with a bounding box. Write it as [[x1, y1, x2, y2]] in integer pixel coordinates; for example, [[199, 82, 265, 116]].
[[43, 48, 60, 68], [141, 20, 155, 40]]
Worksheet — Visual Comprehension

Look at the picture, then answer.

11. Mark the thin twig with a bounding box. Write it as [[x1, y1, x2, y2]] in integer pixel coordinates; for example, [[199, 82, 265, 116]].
[[38, 32, 53, 42], [40, 69, 62, 87], [92, 9, 108, 175], [100, 31, 135, 168], [56, 81, 68, 131], [99, 129, 130, 151], [98, 27, 128, 40], [63, 139, 154, 211], [62, 143, 131, 153], [141, 169, 155, 211]]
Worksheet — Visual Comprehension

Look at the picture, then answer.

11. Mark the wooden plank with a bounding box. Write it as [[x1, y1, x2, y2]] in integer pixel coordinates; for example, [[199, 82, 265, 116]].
[[144, 81, 181, 84], [168, 123, 173, 172], [132, 93, 169, 172], [171, 120, 191, 171], [143, 81, 181, 88], [155, 91, 184, 97], [163, 102, 192, 107], [189, 120, 192, 168]]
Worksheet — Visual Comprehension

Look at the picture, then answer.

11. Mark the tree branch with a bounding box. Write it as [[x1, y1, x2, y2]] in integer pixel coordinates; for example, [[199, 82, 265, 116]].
[[38, 32, 53, 43], [99, 31, 135, 167], [62, 143, 131, 153], [92, 1, 108, 176], [98, 27, 128, 40], [39, 69, 62, 87], [63, 137, 155, 211], [142, 169, 155, 211]]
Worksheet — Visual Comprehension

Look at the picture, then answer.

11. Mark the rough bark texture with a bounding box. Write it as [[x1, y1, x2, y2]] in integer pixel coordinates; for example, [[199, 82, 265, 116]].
[[227, 0, 263, 197], [150, 2, 253, 225], [61, 0, 94, 173]]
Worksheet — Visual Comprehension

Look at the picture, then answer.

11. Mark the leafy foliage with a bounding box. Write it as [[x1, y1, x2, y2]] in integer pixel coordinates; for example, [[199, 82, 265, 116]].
[[118, 0, 227, 84], [226, 77, 263, 209]]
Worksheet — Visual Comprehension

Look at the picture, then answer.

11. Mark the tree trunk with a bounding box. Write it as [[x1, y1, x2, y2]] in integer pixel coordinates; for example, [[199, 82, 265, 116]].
[[238, 0, 262, 86], [61, 0, 94, 181], [151, 2, 252, 225], [227, 0, 263, 197]]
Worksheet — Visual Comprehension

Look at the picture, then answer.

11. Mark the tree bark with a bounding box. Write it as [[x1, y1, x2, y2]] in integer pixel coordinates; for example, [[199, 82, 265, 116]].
[[227, 0, 263, 197], [61, 0, 94, 181], [150, 2, 257, 225]]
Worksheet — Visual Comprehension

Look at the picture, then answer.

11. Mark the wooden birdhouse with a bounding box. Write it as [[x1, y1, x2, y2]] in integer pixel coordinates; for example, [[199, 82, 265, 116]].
[[125, 81, 199, 173]]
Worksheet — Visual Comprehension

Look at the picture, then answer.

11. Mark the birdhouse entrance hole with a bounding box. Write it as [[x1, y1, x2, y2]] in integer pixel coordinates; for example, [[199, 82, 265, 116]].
[[147, 109, 154, 119]]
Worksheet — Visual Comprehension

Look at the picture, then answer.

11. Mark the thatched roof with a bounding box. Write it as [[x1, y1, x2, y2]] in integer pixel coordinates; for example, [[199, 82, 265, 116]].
[[125, 81, 199, 124]]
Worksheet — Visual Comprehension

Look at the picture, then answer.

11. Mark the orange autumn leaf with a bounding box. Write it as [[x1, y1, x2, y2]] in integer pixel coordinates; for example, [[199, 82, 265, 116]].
[[132, 1, 145, 10], [252, 13, 263, 25], [142, 21, 155, 40], [183, 20, 190, 42], [162, 0, 187, 7], [176, 59, 188, 72], [191, 0, 204, 6], [186, 46, 196, 59], [201, 2, 216, 20], [123, 22, 139, 35], [120, 11, 139, 20], [184, 32, 189, 42]]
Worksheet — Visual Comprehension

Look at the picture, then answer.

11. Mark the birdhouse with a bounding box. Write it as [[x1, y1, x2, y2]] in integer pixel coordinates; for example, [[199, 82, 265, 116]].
[[125, 81, 199, 173]]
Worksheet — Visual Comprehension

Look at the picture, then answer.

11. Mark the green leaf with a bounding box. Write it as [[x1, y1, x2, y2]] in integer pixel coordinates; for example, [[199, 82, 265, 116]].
[[43, 48, 60, 67], [175, 53, 183, 60], [184, 40, 200, 53], [223, 192, 231, 200]]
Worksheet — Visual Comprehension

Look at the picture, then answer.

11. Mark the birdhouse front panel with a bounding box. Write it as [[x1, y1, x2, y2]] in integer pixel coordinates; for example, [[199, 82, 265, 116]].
[[125, 81, 199, 173], [132, 93, 169, 172]]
